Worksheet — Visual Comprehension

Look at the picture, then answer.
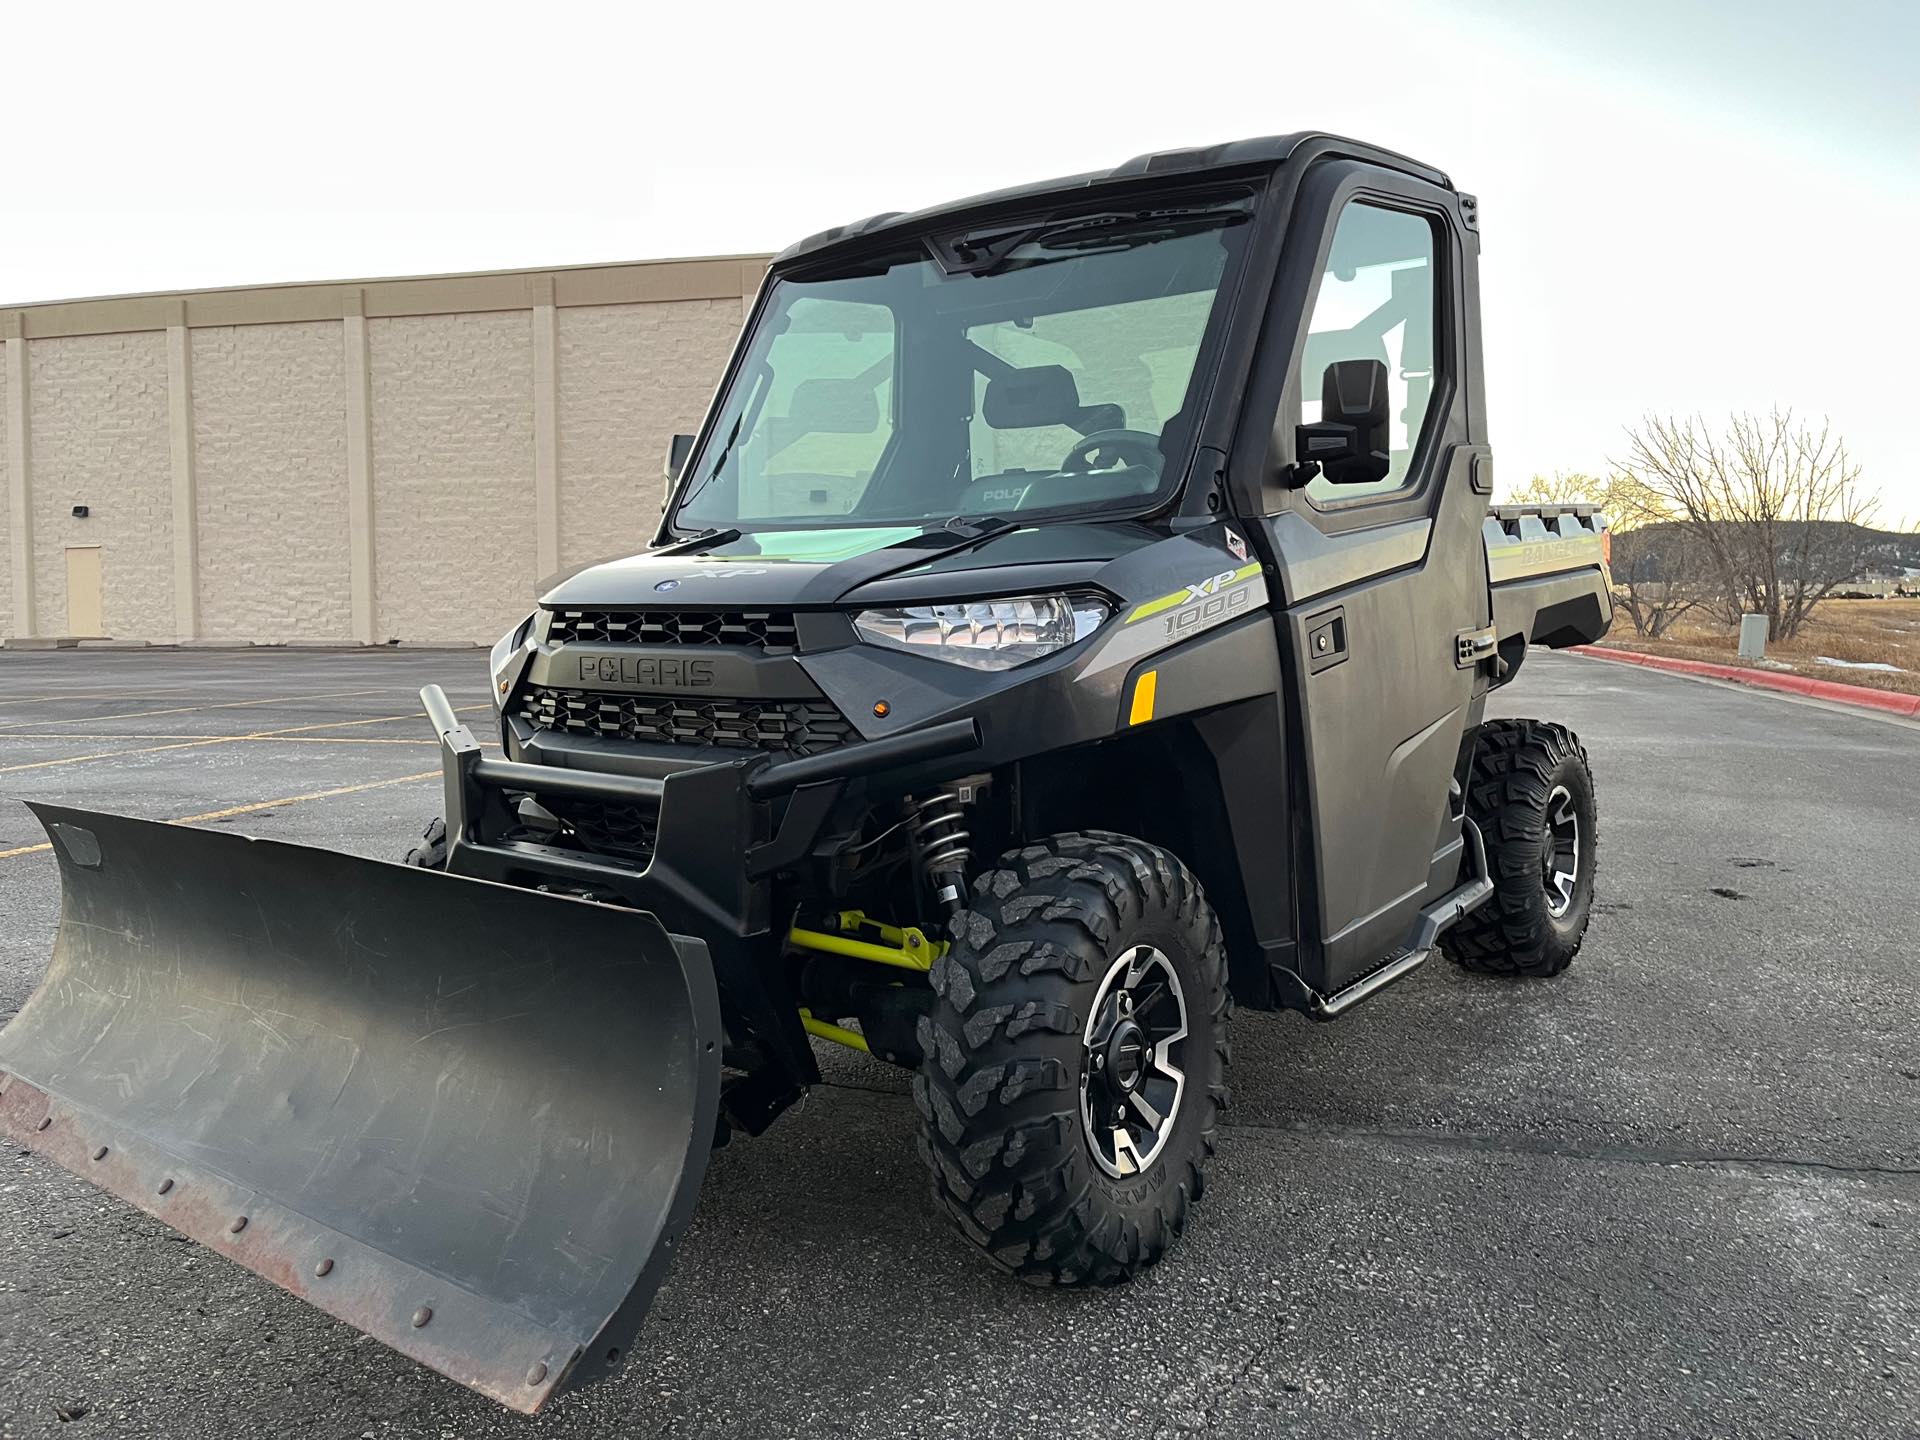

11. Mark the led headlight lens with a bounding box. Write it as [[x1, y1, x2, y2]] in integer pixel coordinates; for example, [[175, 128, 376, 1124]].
[[852, 594, 1111, 671]]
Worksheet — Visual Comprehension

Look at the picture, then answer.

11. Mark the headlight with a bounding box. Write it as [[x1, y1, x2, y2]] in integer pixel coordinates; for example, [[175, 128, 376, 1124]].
[[852, 594, 1111, 671], [489, 613, 536, 705]]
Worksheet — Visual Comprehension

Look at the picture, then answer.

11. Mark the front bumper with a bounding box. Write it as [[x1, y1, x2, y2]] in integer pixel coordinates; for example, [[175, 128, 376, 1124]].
[[420, 685, 980, 1097]]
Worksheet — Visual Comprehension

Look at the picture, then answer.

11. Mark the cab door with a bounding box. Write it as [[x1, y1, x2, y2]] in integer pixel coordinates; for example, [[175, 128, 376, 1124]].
[[1258, 168, 1491, 994]]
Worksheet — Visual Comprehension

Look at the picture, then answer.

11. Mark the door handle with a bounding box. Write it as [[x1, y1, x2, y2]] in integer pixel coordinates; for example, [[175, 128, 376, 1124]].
[[1454, 626, 1498, 670], [1306, 608, 1348, 674]]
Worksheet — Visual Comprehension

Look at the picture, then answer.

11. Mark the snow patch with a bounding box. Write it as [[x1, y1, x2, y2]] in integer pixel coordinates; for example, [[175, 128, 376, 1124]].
[[1814, 655, 1905, 673]]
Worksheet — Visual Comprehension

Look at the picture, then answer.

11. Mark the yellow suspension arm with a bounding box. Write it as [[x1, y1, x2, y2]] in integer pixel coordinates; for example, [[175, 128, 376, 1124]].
[[786, 910, 943, 973], [789, 912, 945, 1054], [799, 1009, 870, 1053]]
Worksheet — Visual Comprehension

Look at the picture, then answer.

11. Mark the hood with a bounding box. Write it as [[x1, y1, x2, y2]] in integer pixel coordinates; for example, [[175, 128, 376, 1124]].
[[541, 528, 921, 609], [540, 523, 1159, 610]]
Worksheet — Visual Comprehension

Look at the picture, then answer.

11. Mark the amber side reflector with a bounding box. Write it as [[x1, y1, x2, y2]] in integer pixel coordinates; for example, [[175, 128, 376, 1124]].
[[1601, 528, 1613, 566], [1129, 670, 1158, 726]]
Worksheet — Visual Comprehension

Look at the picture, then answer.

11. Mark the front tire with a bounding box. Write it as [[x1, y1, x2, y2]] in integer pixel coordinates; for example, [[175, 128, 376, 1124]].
[[402, 816, 448, 869], [1443, 719, 1597, 977], [912, 832, 1229, 1285]]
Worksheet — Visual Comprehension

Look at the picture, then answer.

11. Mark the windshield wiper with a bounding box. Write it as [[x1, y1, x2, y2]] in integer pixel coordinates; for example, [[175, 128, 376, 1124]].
[[937, 514, 1016, 541], [1025, 214, 1234, 260], [654, 527, 741, 555], [929, 223, 1048, 276], [930, 203, 1250, 277]]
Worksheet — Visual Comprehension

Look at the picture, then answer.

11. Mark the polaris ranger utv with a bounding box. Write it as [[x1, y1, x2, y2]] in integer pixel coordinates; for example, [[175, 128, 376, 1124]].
[[0, 133, 1611, 1413]]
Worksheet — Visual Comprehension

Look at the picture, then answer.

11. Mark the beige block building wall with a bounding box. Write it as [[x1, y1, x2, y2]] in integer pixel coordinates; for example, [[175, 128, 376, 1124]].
[[29, 333, 175, 640], [1, 358, 11, 639], [0, 256, 767, 646], [369, 311, 538, 640], [192, 322, 353, 642], [558, 301, 745, 570]]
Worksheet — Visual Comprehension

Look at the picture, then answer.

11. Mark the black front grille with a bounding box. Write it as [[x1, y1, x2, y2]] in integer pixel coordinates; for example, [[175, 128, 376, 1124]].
[[519, 686, 856, 754], [546, 796, 658, 864], [547, 608, 799, 650]]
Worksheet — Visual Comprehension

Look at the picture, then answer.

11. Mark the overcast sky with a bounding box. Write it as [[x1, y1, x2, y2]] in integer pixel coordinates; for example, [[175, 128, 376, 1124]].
[[6, 0, 1916, 521]]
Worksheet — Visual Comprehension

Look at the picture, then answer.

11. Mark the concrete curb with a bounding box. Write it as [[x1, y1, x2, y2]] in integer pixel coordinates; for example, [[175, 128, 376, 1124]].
[[1571, 645, 1920, 718]]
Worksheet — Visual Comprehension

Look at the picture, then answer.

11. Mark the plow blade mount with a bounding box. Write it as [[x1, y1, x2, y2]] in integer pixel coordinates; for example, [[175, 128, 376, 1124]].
[[0, 803, 722, 1414]]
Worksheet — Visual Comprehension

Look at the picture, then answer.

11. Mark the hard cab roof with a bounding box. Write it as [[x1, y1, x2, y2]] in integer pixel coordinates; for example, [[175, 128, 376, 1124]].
[[773, 132, 1451, 268]]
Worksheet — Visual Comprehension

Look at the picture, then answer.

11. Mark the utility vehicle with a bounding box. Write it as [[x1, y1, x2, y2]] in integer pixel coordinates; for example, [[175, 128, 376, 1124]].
[[0, 133, 1611, 1413]]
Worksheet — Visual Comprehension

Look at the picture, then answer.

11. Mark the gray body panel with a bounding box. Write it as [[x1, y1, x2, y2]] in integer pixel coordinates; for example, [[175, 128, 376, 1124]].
[[1270, 447, 1491, 988]]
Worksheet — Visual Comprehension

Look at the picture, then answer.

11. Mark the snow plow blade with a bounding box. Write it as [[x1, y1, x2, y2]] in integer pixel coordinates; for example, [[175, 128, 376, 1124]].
[[0, 803, 721, 1414]]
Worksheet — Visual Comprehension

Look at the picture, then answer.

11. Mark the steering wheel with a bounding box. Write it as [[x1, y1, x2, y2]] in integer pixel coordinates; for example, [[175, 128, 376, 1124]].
[[1060, 428, 1163, 474]]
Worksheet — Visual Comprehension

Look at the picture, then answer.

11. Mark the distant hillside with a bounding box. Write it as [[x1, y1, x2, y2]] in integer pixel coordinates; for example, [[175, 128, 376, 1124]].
[[1612, 520, 1920, 584], [1857, 525, 1920, 576]]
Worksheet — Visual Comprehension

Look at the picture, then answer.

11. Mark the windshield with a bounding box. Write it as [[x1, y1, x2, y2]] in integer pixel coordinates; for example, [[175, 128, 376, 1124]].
[[671, 194, 1253, 532]]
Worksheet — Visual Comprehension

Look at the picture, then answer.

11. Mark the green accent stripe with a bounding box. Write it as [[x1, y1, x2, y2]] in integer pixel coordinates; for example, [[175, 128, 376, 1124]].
[[1126, 591, 1189, 624], [1125, 562, 1263, 625]]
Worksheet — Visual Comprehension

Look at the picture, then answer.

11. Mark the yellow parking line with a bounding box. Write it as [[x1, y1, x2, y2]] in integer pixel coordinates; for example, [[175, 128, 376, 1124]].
[[171, 771, 443, 825], [0, 738, 220, 774], [0, 733, 231, 741], [0, 770, 443, 861], [0, 704, 490, 775], [0, 733, 450, 745], [0, 690, 197, 709], [270, 735, 491, 746], [0, 688, 388, 732], [253, 709, 485, 736]]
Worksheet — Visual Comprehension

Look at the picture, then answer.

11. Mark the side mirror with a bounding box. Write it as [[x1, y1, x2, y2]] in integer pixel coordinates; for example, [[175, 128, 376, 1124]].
[[665, 432, 696, 484], [1295, 359, 1390, 485]]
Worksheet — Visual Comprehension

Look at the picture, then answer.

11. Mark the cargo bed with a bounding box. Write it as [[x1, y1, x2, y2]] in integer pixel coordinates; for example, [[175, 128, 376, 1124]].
[[1484, 503, 1613, 657]]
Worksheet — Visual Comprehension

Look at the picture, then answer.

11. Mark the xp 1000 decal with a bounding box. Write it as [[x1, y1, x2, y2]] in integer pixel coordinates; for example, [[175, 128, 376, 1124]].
[[1127, 561, 1264, 639]]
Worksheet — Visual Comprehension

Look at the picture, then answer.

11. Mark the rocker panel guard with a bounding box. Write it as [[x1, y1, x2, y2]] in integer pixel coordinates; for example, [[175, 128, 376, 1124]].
[[0, 803, 722, 1414]]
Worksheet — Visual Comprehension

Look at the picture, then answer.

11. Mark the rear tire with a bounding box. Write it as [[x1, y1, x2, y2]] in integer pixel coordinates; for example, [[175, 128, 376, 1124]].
[[402, 817, 448, 870], [912, 831, 1229, 1286], [1443, 719, 1596, 977]]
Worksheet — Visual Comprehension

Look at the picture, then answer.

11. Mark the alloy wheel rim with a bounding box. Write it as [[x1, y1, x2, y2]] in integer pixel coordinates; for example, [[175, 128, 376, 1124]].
[[1544, 784, 1580, 918], [1080, 944, 1188, 1179]]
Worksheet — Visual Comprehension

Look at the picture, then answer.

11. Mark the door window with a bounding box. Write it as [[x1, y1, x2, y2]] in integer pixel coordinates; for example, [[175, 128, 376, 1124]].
[[1298, 203, 1437, 502]]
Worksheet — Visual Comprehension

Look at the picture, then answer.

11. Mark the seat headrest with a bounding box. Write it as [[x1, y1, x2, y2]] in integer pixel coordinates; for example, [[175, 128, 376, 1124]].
[[982, 365, 1082, 429]]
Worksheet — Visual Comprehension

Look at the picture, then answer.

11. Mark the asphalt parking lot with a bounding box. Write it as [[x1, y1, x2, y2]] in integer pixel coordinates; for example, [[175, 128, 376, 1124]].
[[1, 647, 1916, 1438]]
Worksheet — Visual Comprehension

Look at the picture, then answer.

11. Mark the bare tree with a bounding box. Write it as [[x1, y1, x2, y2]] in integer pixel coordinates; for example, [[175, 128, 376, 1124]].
[[1506, 471, 1607, 507], [1614, 410, 1875, 641], [1504, 472, 1702, 636], [1607, 525, 1702, 638], [1505, 471, 1663, 534]]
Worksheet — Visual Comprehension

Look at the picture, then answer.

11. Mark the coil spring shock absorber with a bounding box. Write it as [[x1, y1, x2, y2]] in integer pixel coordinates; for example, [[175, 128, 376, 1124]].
[[911, 778, 986, 914]]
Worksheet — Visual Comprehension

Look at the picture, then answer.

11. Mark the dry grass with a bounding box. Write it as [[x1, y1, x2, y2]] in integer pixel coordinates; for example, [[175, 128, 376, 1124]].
[[1598, 598, 1920, 697]]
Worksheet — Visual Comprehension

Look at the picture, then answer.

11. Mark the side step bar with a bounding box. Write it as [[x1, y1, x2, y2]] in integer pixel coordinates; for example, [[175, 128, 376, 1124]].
[[1288, 820, 1495, 1021], [1309, 945, 1430, 1020]]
